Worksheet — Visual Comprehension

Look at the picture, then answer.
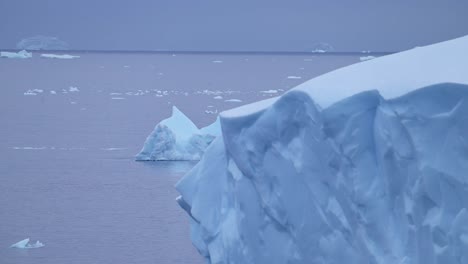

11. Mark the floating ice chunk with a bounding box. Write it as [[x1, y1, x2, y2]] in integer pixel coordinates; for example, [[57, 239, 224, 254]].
[[136, 106, 220, 161], [40, 54, 79, 59], [224, 99, 242, 103], [287, 76, 302, 79], [213, 96, 223, 100], [359, 56, 376, 61], [50, 90, 56, 95], [111, 97, 125, 100], [69, 86, 79, 92], [10, 238, 44, 249], [1, 50, 32, 59], [24, 90, 37, 96], [212, 60, 223, 63]]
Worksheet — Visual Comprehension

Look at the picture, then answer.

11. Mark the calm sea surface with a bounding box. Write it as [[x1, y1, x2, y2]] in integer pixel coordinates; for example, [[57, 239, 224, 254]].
[[0, 51, 374, 264]]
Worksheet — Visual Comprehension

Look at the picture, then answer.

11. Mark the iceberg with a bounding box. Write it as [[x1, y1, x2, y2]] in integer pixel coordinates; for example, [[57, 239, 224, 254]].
[[176, 35, 468, 264], [40, 53, 80, 59], [17, 36, 69, 50], [0, 50, 32, 59], [136, 106, 220, 161], [10, 238, 44, 249]]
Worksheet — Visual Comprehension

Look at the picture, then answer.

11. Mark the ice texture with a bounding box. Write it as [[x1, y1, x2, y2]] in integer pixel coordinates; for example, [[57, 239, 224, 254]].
[[136, 106, 220, 161], [17, 36, 69, 50], [176, 35, 468, 263], [0, 50, 32, 59], [10, 238, 44, 249]]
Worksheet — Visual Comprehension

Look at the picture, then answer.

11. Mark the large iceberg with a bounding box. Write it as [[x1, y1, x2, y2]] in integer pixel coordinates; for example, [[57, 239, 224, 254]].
[[176, 35, 468, 264], [136, 106, 220, 161]]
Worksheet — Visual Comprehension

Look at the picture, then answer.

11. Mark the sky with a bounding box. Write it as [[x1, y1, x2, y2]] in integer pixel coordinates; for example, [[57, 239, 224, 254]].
[[1, 0, 468, 52]]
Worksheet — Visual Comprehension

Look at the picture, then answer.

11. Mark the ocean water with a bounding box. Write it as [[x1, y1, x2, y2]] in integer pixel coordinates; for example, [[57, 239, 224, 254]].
[[0, 51, 370, 264]]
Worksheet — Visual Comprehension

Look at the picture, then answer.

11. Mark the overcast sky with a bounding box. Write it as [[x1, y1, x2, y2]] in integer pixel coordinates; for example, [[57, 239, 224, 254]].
[[1, 0, 468, 51]]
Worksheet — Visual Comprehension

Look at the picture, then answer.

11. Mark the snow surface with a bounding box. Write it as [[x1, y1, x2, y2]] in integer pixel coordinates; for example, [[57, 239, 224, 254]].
[[136, 106, 221, 161], [41, 53, 80, 59], [0, 50, 32, 59], [176, 35, 468, 263], [10, 238, 44, 249]]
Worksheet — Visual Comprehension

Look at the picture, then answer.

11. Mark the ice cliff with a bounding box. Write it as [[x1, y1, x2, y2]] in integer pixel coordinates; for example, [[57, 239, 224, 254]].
[[176, 35, 468, 264], [136, 106, 220, 161]]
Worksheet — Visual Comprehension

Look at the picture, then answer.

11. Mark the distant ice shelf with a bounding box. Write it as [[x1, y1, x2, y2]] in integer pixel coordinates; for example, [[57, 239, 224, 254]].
[[136, 106, 220, 161], [0, 50, 32, 59], [41, 53, 80, 59]]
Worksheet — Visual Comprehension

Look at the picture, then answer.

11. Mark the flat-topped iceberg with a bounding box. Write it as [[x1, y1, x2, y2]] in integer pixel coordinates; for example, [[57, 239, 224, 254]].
[[0, 50, 32, 59], [10, 238, 44, 249], [176, 35, 468, 264], [136, 106, 220, 161]]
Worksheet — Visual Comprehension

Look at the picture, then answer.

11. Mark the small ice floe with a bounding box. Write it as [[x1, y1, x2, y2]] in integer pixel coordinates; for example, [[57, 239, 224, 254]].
[[50, 90, 57, 95], [110, 92, 122, 95], [11, 146, 48, 150], [212, 60, 223, 63], [70, 102, 77, 104], [287, 76, 302, 79], [23, 89, 43, 95], [213, 95, 223, 100], [360, 56, 376, 61], [100, 147, 127, 151], [24, 90, 37, 96], [205, 109, 218, 114], [260, 89, 279, 94], [361, 50, 371, 53], [69, 86, 80, 92], [224, 99, 242, 103], [10, 238, 44, 249], [40, 54, 80, 59], [111, 97, 126, 100], [0, 50, 32, 59]]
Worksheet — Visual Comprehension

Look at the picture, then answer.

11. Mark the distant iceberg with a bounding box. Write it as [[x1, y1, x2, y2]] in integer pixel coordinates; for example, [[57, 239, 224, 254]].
[[10, 238, 44, 249], [136, 106, 220, 161], [0, 50, 32, 59], [360, 55, 376, 61], [41, 53, 79, 59], [176, 35, 468, 263], [17, 36, 69, 50], [310, 42, 334, 53]]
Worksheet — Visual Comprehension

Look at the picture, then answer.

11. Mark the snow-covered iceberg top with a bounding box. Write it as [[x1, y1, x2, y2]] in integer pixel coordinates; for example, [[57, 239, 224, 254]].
[[136, 106, 220, 161], [0, 50, 32, 59], [10, 238, 44, 249], [176, 35, 468, 264], [40, 53, 80, 59]]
